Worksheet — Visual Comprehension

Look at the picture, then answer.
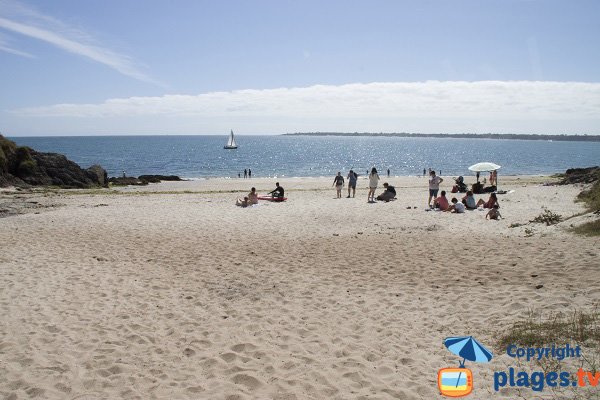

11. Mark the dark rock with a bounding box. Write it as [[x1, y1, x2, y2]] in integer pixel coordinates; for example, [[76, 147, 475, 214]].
[[86, 165, 109, 187], [108, 176, 148, 186], [107, 174, 182, 186], [0, 135, 106, 188], [138, 174, 182, 183]]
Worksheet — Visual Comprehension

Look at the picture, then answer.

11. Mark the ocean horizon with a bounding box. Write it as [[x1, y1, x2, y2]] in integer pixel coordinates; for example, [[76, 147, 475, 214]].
[[10, 135, 600, 179]]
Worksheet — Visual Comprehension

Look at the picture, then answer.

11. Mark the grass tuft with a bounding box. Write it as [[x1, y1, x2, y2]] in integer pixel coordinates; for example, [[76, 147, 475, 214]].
[[496, 309, 600, 351], [571, 219, 600, 236], [530, 208, 562, 226]]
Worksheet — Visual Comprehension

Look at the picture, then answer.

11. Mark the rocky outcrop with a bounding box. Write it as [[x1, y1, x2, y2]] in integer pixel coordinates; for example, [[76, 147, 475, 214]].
[[86, 165, 109, 187], [137, 175, 182, 183], [107, 174, 183, 186], [108, 177, 148, 186], [558, 167, 600, 185], [0, 134, 108, 188]]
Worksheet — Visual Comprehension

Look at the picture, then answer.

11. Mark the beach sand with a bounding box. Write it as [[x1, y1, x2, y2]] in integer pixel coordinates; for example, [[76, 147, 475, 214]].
[[1, 175, 598, 399]]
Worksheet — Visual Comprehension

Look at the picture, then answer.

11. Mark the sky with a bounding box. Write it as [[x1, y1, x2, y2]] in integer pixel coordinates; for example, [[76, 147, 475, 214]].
[[1, 0, 599, 136]]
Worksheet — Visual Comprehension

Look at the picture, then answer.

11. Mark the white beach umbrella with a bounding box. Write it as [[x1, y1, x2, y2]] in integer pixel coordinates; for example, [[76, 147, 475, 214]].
[[468, 162, 503, 193], [468, 162, 501, 172]]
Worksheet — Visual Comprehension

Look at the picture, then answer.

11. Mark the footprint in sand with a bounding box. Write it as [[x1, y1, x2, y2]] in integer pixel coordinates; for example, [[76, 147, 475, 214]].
[[231, 373, 262, 390], [231, 343, 257, 353], [220, 352, 237, 363]]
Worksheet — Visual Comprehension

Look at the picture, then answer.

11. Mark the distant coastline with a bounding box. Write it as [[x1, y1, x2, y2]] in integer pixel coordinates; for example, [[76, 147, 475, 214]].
[[284, 132, 600, 142]]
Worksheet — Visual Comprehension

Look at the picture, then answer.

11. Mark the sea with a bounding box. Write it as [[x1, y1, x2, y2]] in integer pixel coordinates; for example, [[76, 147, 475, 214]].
[[9, 135, 600, 179]]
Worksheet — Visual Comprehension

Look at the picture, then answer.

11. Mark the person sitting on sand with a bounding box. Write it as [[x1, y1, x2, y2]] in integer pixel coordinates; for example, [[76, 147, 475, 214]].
[[248, 187, 258, 204], [452, 176, 468, 193], [376, 182, 396, 202], [268, 182, 284, 198], [486, 204, 502, 220], [332, 172, 344, 199], [462, 191, 477, 210], [446, 197, 465, 213], [236, 196, 249, 207], [477, 192, 498, 209], [434, 190, 449, 211]]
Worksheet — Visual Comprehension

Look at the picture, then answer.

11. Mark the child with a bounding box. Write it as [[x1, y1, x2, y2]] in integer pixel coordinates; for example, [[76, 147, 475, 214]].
[[446, 197, 465, 213], [486, 204, 502, 220], [236, 196, 249, 207]]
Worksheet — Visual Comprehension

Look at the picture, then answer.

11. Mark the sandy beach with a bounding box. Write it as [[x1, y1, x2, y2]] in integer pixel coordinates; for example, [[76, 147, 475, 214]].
[[1, 175, 598, 399]]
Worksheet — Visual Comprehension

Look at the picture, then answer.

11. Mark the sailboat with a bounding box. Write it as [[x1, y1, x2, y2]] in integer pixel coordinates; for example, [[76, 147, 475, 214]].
[[224, 130, 238, 149]]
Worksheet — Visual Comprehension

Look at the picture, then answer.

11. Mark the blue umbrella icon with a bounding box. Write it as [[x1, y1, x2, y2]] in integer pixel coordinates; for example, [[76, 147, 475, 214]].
[[444, 336, 493, 388]]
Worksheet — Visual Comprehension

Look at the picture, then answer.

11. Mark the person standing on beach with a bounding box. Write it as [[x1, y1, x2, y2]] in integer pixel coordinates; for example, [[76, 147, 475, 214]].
[[368, 167, 380, 203], [244, 169, 247, 179], [423, 168, 426, 176], [428, 170, 443, 208], [332, 172, 344, 198], [347, 170, 357, 198], [387, 168, 390, 177], [248, 169, 252, 178]]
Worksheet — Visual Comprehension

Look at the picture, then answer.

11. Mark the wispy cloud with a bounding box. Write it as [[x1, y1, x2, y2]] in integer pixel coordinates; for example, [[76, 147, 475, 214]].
[[0, 42, 34, 57], [0, 0, 161, 85], [0, 31, 33, 57], [8, 81, 600, 135]]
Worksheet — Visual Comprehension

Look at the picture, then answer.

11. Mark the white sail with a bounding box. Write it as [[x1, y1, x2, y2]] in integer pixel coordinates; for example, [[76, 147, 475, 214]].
[[224, 130, 237, 149]]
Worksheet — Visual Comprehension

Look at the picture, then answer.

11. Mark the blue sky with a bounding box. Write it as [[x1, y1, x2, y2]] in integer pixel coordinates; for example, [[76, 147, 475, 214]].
[[1, 0, 599, 136]]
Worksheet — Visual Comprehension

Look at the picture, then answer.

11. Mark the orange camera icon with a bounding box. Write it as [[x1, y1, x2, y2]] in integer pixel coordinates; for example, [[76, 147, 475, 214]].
[[438, 367, 473, 397]]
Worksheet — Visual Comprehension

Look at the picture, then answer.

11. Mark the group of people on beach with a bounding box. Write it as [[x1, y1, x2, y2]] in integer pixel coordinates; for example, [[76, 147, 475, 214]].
[[235, 187, 258, 207], [332, 167, 396, 203], [236, 169, 502, 220], [430, 189, 501, 219], [238, 169, 252, 179], [331, 167, 502, 219], [236, 182, 284, 207], [427, 169, 501, 219]]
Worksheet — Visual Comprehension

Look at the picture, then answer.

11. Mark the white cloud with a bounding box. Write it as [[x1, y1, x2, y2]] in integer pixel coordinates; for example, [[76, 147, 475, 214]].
[[11, 80, 599, 115], [5, 81, 600, 135], [0, 1, 161, 85]]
